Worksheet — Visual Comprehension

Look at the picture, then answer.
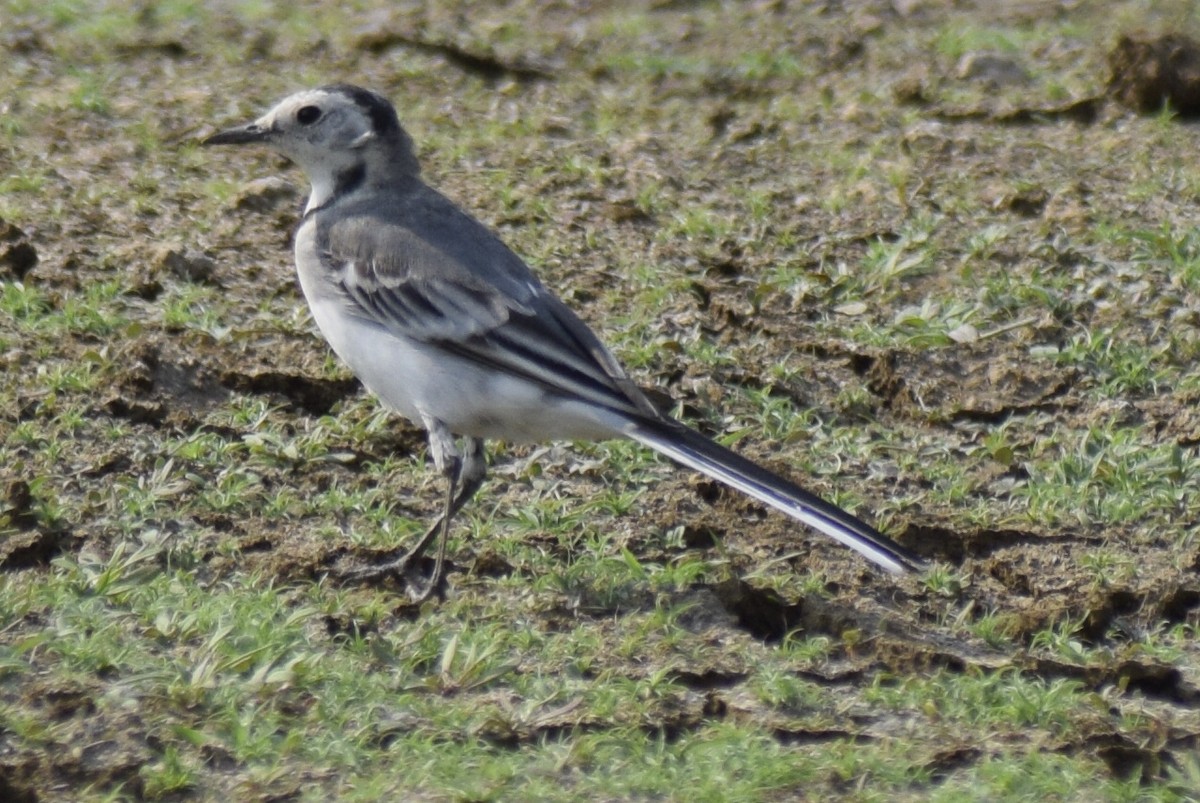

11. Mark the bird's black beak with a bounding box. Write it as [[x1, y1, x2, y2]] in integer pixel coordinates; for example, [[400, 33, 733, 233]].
[[202, 122, 270, 146]]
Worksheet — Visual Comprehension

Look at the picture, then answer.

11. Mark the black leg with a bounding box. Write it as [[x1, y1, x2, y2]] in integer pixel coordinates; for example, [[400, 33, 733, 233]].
[[391, 437, 486, 565], [339, 437, 487, 599], [405, 454, 460, 603]]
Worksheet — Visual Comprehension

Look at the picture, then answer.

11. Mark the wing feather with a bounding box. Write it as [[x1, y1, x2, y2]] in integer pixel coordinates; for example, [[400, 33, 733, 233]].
[[317, 193, 657, 419]]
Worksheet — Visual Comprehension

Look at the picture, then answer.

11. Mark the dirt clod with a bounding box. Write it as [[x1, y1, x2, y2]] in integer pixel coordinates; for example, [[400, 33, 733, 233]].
[[0, 219, 38, 280], [956, 52, 1030, 87], [233, 176, 300, 214], [1108, 33, 1200, 116], [157, 245, 217, 284]]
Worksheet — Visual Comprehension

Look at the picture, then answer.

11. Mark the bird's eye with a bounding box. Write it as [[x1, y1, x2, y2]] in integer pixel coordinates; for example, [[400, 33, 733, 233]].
[[296, 105, 322, 125]]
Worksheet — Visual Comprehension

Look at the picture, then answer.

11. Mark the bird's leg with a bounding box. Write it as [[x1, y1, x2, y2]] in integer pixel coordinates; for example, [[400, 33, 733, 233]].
[[389, 437, 486, 565], [405, 436, 486, 600], [340, 429, 487, 601], [404, 452, 461, 603]]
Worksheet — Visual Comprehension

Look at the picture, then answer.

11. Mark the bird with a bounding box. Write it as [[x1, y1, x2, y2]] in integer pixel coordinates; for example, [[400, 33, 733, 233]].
[[202, 84, 923, 601]]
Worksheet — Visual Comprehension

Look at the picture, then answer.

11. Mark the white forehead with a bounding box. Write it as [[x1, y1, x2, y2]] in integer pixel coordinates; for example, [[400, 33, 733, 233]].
[[258, 88, 358, 125]]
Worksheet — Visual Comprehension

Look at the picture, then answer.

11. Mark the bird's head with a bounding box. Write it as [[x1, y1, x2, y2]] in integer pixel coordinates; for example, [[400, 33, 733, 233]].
[[204, 84, 419, 211]]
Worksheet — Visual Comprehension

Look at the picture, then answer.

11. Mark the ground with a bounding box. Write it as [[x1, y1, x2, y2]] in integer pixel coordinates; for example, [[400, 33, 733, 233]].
[[2, 0, 1200, 800]]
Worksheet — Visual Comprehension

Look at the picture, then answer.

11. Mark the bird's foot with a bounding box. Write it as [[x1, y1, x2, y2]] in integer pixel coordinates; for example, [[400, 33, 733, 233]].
[[339, 550, 445, 603]]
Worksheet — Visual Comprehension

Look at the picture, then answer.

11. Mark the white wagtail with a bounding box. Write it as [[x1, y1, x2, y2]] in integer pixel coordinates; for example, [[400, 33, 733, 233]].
[[203, 84, 923, 600]]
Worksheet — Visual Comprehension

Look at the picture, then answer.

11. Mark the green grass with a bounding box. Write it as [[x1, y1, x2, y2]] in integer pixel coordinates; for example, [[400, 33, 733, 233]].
[[2, 0, 1200, 799]]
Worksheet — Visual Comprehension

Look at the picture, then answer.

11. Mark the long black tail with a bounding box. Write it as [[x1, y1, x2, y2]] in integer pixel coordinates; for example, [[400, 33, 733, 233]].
[[625, 418, 923, 574]]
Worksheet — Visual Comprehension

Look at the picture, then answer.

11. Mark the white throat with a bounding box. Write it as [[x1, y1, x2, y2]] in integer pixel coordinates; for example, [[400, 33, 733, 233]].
[[304, 169, 338, 214], [301, 157, 366, 213]]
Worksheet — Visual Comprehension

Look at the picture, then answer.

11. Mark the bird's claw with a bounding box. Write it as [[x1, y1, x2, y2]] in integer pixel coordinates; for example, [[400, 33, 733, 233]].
[[339, 552, 444, 602]]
